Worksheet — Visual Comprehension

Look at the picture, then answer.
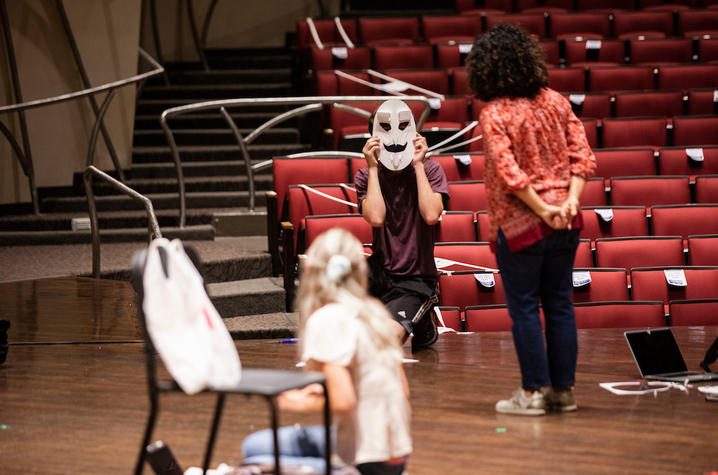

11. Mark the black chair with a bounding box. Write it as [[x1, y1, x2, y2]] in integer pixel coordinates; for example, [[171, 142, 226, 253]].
[[131, 245, 331, 475]]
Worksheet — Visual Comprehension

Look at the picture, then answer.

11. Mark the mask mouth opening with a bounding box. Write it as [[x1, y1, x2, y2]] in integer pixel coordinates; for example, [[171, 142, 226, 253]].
[[383, 143, 407, 153]]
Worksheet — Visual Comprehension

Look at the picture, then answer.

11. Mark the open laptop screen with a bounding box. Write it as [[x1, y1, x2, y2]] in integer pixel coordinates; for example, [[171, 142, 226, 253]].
[[625, 328, 688, 377]]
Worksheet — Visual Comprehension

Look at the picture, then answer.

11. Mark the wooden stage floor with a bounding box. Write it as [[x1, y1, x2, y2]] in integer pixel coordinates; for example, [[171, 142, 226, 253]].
[[1, 277, 717, 474]]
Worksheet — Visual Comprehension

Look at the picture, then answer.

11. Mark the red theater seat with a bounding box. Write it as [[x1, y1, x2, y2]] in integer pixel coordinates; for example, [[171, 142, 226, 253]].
[[311, 47, 371, 72], [631, 266, 718, 304], [686, 89, 718, 116], [447, 181, 487, 212], [609, 176, 691, 208], [304, 214, 372, 249], [594, 236, 685, 270], [475, 211, 491, 241], [601, 118, 668, 149], [613, 11, 674, 39], [434, 306, 463, 332], [571, 268, 630, 303], [434, 242, 497, 273], [449, 67, 470, 96], [672, 116, 718, 147], [658, 147, 718, 177], [669, 299, 718, 326], [465, 305, 514, 332], [677, 9, 718, 38], [564, 39, 625, 66], [436, 211, 477, 242], [373, 45, 434, 71], [485, 13, 547, 38], [580, 177, 608, 207], [550, 13, 611, 40], [296, 18, 358, 49], [581, 118, 599, 149], [575, 239, 594, 267], [588, 66, 655, 93], [652, 204, 718, 239], [422, 16, 481, 45], [688, 234, 718, 266], [439, 271, 506, 309], [697, 38, 718, 63], [574, 301, 666, 329], [288, 185, 358, 252], [374, 69, 450, 95], [547, 67, 586, 93], [657, 65, 718, 92], [579, 206, 649, 241], [565, 93, 612, 119], [540, 40, 561, 65], [431, 153, 486, 182], [613, 90, 684, 118], [629, 38, 693, 65], [358, 17, 419, 47], [593, 148, 657, 179], [695, 176, 718, 204]]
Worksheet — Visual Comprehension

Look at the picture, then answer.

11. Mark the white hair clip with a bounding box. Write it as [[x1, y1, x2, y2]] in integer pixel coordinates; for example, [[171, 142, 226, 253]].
[[326, 255, 351, 283]]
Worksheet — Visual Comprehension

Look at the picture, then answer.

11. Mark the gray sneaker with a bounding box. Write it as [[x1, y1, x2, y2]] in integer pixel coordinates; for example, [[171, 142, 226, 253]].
[[545, 388, 578, 412], [495, 388, 546, 416]]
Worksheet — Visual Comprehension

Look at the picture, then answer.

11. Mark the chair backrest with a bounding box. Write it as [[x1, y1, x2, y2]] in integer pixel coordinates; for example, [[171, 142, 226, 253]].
[[677, 9, 718, 37], [581, 177, 608, 207], [422, 15, 482, 44], [697, 38, 718, 62], [475, 211, 492, 242], [574, 301, 666, 329], [657, 65, 718, 92], [574, 239, 594, 268], [434, 241, 497, 272], [668, 299, 718, 326], [658, 147, 718, 176], [359, 17, 419, 46], [609, 175, 691, 208], [613, 90, 684, 118], [571, 267, 630, 303], [449, 67, 470, 96], [688, 234, 718, 266], [436, 211, 477, 242], [579, 206, 649, 241], [304, 214, 372, 249], [296, 18, 358, 49], [439, 270, 506, 310], [566, 92, 612, 119], [588, 66, 655, 93], [273, 157, 349, 220], [373, 45, 434, 71], [629, 38, 693, 65], [581, 118, 599, 148], [672, 116, 718, 147], [287, 185, 358, 251], [431, 153, 486, 182], [593, 148, 657, 178], [601, 118, 668, 148], [631, 266, 718, 304], [311, 46, 371, 72], [485, 13, 547, 38], [595, 236, 685, 270], [540, 39, 561, 65], [446, 181, 487, 212], [651, 204, 718, 238], [435, 306, 463, 332], [375, 69, 450, 95], [613, 10, 674, 39], [547, 67, 586, 93], [695, 175, 718, 204], [550, 12, 611, 39], [686, 88, 718, 116], [465, 304, 516, 332], [564, 39, 625, 66]]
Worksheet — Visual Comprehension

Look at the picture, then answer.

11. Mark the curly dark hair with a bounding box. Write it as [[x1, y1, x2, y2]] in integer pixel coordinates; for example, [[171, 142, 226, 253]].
[[465, 23, 548, 102]]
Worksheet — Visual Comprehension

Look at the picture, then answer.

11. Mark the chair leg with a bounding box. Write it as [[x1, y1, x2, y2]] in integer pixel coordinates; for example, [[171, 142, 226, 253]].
[[135, 397, 160, 475], [202, 394, 226, 474]]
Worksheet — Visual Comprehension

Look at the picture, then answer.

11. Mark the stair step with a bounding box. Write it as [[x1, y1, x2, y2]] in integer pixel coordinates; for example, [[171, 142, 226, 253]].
[[133, 127, 300, 147], [131, 143, 311, 163], [224, 312, 298, 340], [91, 175, 273, 194], [41, 191, 267, 213], [135, 99, 295, 116], [164, 68, 291, 85], [134, 112, 290, 130], [129, 160, 272, 178], [208, 276, 285, 317], [140, 83, 293, 100], [0, 224, 214, 246]]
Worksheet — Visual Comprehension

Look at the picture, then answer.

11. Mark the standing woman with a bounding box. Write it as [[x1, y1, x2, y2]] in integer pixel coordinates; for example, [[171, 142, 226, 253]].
[[242, 228, 412, 474], [465, 24, 596, 415]]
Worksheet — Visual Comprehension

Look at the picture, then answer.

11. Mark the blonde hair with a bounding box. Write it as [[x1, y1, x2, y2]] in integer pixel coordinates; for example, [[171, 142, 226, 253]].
[[296, 228, 402, 363]]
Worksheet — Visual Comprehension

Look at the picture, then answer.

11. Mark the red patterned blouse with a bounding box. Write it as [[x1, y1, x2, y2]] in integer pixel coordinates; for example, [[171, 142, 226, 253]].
[[479, 87, 596, 251]]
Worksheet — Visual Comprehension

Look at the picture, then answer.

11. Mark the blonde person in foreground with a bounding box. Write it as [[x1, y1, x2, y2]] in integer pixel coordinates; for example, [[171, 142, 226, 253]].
[[242, 228, 412, 474]]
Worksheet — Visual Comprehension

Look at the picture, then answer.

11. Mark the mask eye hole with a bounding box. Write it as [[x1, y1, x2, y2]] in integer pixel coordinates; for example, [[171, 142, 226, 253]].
[[380, 122, 391, 132], [398, 121, 409, 130]]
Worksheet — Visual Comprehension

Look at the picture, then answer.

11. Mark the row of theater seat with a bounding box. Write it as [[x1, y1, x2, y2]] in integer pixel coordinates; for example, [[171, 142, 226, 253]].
[[316, 64, 718, 96], [456, 0, 718, 14], [309, 37, 718, 72], [436, 299, 718, 332], [296, 9, 718, 50]]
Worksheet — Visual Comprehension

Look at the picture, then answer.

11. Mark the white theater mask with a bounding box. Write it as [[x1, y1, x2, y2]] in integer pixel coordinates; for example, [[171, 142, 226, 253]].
[[372, 99, 417, 171]]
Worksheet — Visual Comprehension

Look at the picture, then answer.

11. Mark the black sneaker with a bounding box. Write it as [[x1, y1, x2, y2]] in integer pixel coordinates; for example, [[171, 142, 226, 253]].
[[410, 293, 439, 351], [0, 320, 9, 365]]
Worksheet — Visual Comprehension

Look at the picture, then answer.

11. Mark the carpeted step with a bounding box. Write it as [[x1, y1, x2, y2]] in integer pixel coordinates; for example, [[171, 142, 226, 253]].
[[41, 191, 267, 213], [224, 312, 298, 340], [91, 175, 273, 195], [132, 127, 299, 147], [134, 111, 292, 130], [140, 83, 293, 101], [163, 68, 291, 85], [207, 276, 285, 317], [0, 224, 215, 246], [135, 99, 295, 116], [129, 160, 273, 179], [131, 143, 311, 163]]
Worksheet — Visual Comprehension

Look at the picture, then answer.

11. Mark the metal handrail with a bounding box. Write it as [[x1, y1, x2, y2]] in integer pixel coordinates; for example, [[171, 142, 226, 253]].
[[160, 95, 432, 227], [83, 165, 162, 279], [0, 48, 164, 214]]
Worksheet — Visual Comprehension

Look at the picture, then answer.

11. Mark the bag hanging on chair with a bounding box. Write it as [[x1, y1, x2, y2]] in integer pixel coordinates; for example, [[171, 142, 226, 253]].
[[142, 238, 241, 394]]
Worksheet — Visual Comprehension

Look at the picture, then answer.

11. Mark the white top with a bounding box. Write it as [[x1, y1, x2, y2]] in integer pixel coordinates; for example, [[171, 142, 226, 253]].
[[302, 303, 412, 466]]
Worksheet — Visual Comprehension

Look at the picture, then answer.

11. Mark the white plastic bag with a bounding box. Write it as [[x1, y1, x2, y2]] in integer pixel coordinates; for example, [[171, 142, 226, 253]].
[[142, 238, 241, 394]]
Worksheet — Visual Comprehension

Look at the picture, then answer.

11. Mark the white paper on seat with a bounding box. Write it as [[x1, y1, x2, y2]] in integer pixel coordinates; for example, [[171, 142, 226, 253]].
[[713, 89, 718, 103], [595, 208, 614, 222], [664, 268, 687, 287], [586, 40, 602, 50], [569, 94, 586, 106], [572, 271, 592, 287], [686, 148, 704, 162], [331, 47, 348, 59], [475, 273, 495, 288], [434, 257, 454, 270], [453, 154, 472, 165], [428, 97, 442, 110], [459, 43, 473, 54], [143, 238, 241, 395]]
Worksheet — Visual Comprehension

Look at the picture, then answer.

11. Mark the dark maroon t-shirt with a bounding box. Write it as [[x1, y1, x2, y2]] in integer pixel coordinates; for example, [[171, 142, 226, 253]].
[[355, 160, 449, 279]]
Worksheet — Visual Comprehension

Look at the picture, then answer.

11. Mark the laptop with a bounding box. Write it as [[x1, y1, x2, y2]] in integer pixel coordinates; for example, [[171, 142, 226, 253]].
[[624, 328, 718, 383]]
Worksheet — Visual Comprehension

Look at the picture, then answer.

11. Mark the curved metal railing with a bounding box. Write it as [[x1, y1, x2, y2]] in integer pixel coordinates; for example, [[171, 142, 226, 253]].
[[0, 47, 164, 214], [160, 95, 433, 227], [83, 165, 162, 279]]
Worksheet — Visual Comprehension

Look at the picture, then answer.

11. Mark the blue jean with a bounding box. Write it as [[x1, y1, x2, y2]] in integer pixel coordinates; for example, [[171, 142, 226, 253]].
[[242, 425, 406, 475], [495, 228, 580, 392]]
